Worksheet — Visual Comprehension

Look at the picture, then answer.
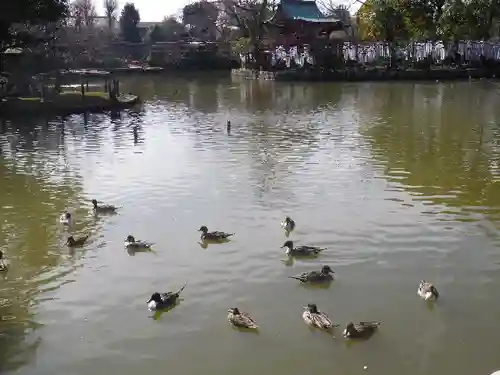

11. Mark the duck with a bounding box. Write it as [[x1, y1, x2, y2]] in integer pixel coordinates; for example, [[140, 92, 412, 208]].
[[343, 321, 380, 339], [59, 212, 72, 225], [281, 241, 325, 257], [302, 303, 337, 330], [198, 226, 234, 241], [66, 234, 89, 247], [281, 216, 295, 232], [289, 265, 334, 283], [124, 235, 153, 250], [417, 280, 439, 301], [227, 308, 259, 329], [0, 250, 8, 271], [92, 199, 118, 214], [146, 283, 187, 311]]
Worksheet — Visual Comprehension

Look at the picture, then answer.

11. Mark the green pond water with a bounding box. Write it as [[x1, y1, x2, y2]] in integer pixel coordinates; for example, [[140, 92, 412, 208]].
[[1, 76, 500, 375]]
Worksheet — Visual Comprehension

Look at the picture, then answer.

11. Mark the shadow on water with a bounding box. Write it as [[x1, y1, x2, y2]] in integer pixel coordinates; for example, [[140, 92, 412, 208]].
[[126, 246, 157, 257], [230, 325, 260, 334], [357, 82, 500, 224], [295, 281, 333, 290], [0, 116, 107, 372], [149, 299, 184, 321], [197, 238, 232, 249]]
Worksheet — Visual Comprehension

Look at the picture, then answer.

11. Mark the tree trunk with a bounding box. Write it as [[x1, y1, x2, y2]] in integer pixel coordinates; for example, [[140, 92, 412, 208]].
[[253, 42, 261, 69]]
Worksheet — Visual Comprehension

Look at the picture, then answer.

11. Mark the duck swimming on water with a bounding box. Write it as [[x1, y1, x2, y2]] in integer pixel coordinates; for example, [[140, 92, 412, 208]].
[[281, 216, 295, 232], [147, 283, 187, 311], [417, 280, 439, 301], [0, 250, 8, 271], [198, 226, 234, 241], [281, 241, 325, 257], [124, 235, 153, 250], [343, 321, 380, 339], [60, 212, 72, 225], [92, 199, 118, 214], [302, 303, 337, 330], [227, 308, 259, 329], [289, 265, 334, 284], [66, 234, 89, 247]]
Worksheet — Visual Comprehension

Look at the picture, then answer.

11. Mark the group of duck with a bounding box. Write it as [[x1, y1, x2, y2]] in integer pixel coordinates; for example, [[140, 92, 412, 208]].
[[143, 215, 440, 339], [1, 205, 440, 340]]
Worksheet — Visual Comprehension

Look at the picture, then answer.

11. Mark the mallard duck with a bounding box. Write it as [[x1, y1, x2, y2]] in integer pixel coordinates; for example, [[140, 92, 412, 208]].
[[227, 308, 259, 329], [60, 212, 72, 225], [417, 280, 439, 301], [281, 216, 296, 232], [147, 283, 187, 311], [198, 226, 234, 241], [124, 235, 153, 249], [0, 250, 8, 272], [281, 241, 325, 257], [302, 303, 337, 330], [92, 199, 118, 214], [343, 321, 380, 339], [66, 235, 89, 247], [289, 265, 334, 283]]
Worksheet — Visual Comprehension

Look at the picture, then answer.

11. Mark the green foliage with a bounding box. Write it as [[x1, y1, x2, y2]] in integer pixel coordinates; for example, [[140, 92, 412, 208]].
[[372, 0, 408, 41], [149, 25, 165, 43], [161, 17, 187, 41], [358, 0, 500, 41], [0, 0, 68, 50], [149, 18, 186, 43], [358, 0, 408, 41], [120, 3, 141, 43]]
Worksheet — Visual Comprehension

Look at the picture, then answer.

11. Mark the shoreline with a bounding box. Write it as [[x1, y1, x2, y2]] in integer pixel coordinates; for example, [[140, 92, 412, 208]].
[[231, 67, 500, 82], [0, 92, 140, 118]]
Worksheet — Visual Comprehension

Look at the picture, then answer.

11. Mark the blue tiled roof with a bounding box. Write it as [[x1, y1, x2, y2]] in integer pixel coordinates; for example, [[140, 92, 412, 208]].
[[281, 0, 341, 23]]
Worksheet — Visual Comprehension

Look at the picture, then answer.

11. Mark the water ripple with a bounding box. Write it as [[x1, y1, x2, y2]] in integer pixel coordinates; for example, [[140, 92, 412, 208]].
[[1, 80, 500, 375]]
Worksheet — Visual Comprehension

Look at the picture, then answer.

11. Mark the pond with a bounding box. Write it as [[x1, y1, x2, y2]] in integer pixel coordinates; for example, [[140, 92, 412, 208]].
[[1, 76, 500, 375]]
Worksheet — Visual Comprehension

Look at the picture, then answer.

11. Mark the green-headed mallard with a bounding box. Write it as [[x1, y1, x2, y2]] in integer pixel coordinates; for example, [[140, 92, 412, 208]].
[[302, 303, 337, 330], [281, 241, 325, 257], [147, 283, 187, 311], [281, 216, 295, 232], [124, 235, 153, 249], [417, 280, 439, 301], [66, 235, 89, 247], [289, 265, 334, 283], [227, 308, 259, 329], [199, 226, 234, 241], [92, 199, 119, 214], [343, 321, 380, 339]]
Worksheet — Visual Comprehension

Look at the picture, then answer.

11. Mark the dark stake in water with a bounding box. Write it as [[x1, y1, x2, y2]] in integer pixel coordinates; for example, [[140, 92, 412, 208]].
[[1, 77, 500, 375]]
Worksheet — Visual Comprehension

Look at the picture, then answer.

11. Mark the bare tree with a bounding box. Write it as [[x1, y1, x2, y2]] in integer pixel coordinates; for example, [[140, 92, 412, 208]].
[[104, 0, 118, 31], [209, 0, 278, 66], [317, 0, 338, 16], [318, 0, 351, 22], [71, 0, 97, 29]]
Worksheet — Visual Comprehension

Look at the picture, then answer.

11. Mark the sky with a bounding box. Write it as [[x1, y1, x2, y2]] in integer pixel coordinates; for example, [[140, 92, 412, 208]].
[[96, 0, 358, 22], [96, 0, 199, 22]]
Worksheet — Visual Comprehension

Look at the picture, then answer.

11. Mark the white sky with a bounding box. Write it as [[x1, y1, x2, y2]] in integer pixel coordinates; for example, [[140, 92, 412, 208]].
[[96, 0, 188, 22], [95, 0, 359, 22]]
